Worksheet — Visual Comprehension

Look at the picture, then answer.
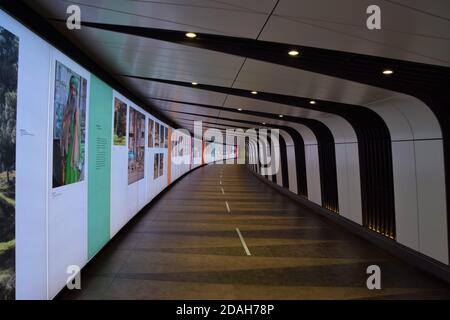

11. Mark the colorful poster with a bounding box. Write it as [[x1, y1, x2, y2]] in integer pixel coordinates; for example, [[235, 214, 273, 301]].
[[52, 60, 87, 188], [0, 26, 18, 300], [154, 122, 160, 147], [164, 127, 168, 148], [160, 125, 164, 147], [154, 153, 159, 179], [159, 153, 164, 177], [128, 107, 145, 184], [113, 97, 127, 146], [148, 119, 154, 148]]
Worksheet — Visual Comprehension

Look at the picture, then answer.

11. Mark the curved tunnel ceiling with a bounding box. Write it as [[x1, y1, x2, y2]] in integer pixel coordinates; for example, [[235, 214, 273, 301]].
[[23, 0, 450, 67]]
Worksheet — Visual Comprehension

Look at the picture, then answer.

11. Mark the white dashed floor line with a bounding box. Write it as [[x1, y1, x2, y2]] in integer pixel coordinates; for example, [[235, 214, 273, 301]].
[[236, 228, 251, 256]]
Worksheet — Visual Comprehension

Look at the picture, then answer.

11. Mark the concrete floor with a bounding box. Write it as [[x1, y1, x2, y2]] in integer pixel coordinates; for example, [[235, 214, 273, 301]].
[[59, 164, 450, 299]]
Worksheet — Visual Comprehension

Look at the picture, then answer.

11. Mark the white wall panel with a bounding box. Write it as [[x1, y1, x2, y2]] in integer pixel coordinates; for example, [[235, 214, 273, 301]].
[[279, 131, 296, 192], [366, 99, 414, 141], [145, 147, 155, 203], [335, 145, 349, 218], [46, 50, 90, 299], [415, 140, 448, 264], [395, 97, 442, 140], [7, 9, 50, 299], [345, 143, 362, 225], [317, 115, 362, 222], [286, 145, 298, 194], [391, 141, 419, 250], [334, 142, 362, 223], [366, 94, 447, 262], [319, 116, 357, 143], [290, 123, 316, 145], [269, 131, 282, 186], [305, 144, 322, 205], [110, 145, 129, 236], [366, 95, 441, 140], [128, 102, 148, 212], [110, 91, 132, 237]]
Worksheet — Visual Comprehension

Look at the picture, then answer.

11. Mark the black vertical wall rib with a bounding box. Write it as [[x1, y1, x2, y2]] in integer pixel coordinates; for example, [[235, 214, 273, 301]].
[[262, 129, 268, 180], [267, 130, 277, 183], [282, 128, 308, 197], [246, 139, 251, 169], [258, 129, 267, 179], [244, 137, 250, 165], [256, 129, 261, 175], [251, 140, 255, 171], [355, 114, 396, 238], [253, 140, 258, 172], [301, 122, 339, 213], [222, 141, 225, 163], [279, 135, 289, 188]]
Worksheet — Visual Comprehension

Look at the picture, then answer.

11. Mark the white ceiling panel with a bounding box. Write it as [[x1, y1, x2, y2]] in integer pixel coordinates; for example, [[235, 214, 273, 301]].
[[260, 0, 450, 66], [234, 59, 398, 105], [47, 23, 246, 87], [152, 100, 221, 118], [121, 77, 228, 105], [26, 0, 277, 38], [224, 95, 330, 118]]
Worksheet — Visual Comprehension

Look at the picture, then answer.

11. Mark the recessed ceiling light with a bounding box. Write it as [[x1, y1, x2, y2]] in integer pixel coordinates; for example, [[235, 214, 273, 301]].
[[309, 100, 316, 104], [279, 114, 284, 118], [191, 82, 198, 85], [237, 108, 242, 111], [251, 91, 258, 95], [262, 122, 266, 125], [288, 50, 299, 56], [185, 32, 197, 38], [382, 69, 394, 75]]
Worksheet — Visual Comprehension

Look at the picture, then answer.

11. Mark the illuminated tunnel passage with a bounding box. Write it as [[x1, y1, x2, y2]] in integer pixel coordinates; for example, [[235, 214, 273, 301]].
[[58, 165, 450, 300]]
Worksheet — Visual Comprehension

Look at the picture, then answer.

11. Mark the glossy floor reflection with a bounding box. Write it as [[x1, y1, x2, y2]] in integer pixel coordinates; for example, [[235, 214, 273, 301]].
[[59, 165, 450, 300]]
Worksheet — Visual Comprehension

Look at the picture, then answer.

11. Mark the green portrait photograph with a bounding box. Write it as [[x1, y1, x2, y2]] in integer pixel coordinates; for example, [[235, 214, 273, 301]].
[[52, 61, 87, 188]]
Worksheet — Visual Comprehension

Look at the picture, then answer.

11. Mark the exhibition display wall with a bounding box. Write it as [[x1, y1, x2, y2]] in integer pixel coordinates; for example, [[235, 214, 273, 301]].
[[0, 10, 235, 300]]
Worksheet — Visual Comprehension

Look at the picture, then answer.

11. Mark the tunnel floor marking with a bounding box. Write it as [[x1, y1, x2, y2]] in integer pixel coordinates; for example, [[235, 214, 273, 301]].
[[225, 201, 231, 213], [221, 187, 225, 195], [236, 228, 251, 256]]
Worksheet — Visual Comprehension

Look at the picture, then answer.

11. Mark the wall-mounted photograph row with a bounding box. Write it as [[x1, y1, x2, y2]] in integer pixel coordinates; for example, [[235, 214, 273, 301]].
[[0, 10, 236, 300]]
